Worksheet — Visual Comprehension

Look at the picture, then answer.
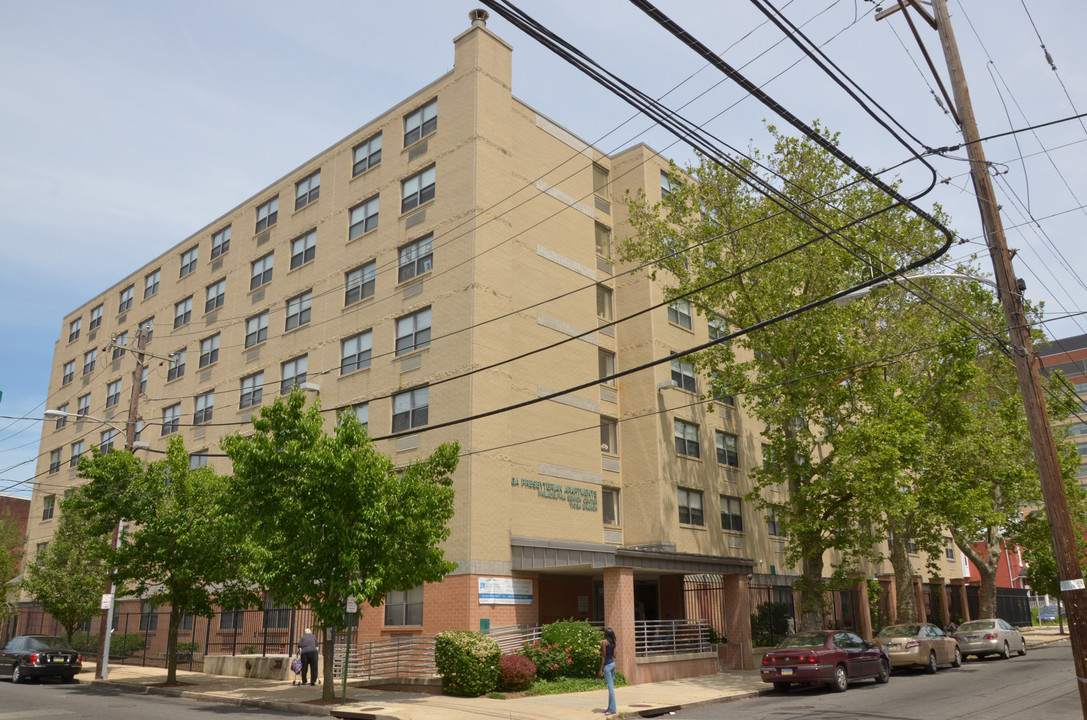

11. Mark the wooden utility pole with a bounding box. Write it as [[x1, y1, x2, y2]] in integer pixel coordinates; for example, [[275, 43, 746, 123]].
[[94, 325, 147, 679], [881, 2, 1087, 715]]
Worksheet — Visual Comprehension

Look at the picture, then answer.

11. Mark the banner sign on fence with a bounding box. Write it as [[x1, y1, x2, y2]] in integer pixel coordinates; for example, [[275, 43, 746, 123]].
[[478, 577, 532, 605]]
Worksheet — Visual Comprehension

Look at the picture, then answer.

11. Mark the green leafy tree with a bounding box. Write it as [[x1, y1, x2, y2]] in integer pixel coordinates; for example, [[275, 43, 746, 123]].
[[622, 123, 952, 628], [0, 509, 24, 626], [21, 498, 110, 643], [68, 438, 256, 684], [221, 389, 459, 700]]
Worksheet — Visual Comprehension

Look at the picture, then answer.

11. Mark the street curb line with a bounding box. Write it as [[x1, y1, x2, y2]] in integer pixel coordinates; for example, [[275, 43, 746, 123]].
[[97, 679, 334, 717], [613, 687, 773, 718]]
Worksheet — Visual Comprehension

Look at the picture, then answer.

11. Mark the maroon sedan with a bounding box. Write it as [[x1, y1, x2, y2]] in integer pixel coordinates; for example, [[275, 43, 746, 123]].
[[760, 630, 890, 693]]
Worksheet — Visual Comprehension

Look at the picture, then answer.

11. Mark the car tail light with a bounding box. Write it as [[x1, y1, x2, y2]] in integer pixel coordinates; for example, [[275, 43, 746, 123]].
[[984, 633, 998, 640], [29, 652, 39, 664], [77, 653, 83, 663], [905, 641, 921, 649]]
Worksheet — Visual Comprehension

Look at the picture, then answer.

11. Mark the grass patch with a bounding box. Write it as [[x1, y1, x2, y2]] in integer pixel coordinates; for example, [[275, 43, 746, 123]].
[[486, 691, 507, 699], [523, 672, 628, 696]]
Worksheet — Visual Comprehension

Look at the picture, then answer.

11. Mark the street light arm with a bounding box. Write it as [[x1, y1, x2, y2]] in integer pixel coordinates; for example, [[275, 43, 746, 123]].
[[833, 272, 999, 306]]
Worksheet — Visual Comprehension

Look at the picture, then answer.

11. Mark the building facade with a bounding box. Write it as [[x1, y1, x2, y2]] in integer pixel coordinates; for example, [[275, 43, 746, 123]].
[[1038, 333, 1087, 488], [21, 12, 966, 680]]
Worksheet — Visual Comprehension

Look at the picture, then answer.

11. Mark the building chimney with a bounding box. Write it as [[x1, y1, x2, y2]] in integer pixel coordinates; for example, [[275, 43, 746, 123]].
[[469, 8, 489, 28]]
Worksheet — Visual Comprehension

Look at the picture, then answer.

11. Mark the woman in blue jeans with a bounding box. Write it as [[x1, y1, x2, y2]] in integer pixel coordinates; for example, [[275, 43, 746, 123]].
[[598, 627, 617, 716]]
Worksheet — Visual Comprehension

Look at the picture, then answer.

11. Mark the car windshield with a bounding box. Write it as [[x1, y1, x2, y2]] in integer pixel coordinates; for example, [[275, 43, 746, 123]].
[[958, 621, 995, 632], [26, 636, 71, 650], [777, 633, 828, 649], [877, 625, 920, 637]]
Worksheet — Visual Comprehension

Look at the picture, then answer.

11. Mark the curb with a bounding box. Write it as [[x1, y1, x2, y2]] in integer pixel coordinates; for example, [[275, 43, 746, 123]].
[[614, 687, 772, 718], [96, 679, 339, 717]]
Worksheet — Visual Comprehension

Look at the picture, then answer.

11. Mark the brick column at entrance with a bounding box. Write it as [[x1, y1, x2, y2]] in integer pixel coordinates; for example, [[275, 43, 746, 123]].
[[603, 567, 636, 683], [913, 577, 927, 622], [930, 578, 951, 627], [721, 574, 753, 670], [879, 574, 897, 624]]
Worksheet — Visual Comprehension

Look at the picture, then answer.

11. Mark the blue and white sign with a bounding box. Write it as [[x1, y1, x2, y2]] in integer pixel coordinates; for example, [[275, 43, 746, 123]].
[[478, 577, 533, 605]]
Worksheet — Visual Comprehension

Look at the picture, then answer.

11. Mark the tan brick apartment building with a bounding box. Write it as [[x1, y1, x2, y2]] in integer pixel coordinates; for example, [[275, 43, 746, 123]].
[[1038, 334, 1087, 489], [20, 11, 964, 681]]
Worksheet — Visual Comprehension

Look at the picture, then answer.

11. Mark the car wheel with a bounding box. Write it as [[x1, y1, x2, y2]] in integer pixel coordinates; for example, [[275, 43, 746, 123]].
[[876, 658, 890, 684], [62, 674, 77, 683], [1000, 641, 1011, 660], [11, 664, 22, 684], [831, 664, 848, 693], [951, 646, 962, 668], [773, 682, 789, 693], [1018, 640, 1027, 657], [925, 651, 938, 674]]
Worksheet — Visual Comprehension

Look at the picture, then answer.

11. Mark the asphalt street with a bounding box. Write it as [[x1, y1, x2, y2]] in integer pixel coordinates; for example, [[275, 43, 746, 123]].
[[676, 638, 1079, 720]]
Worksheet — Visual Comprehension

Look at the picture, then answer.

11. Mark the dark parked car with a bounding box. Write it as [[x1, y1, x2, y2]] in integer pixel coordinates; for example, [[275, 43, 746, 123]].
[[0, 635, 83, 683], [760, 630, 890, 693], [1038, 605, 1064, 622]]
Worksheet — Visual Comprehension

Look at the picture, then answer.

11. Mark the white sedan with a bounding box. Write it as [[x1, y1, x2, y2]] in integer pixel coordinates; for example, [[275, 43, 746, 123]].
[[953, 618, 1026, 660]]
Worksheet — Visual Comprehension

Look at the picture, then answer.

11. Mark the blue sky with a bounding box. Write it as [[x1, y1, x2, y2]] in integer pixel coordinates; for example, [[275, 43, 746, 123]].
[[2, 0, 1086, 497]]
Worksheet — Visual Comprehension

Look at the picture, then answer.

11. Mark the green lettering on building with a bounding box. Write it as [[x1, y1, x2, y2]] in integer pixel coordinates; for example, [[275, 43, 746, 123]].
[[512, 476, 598, 513]]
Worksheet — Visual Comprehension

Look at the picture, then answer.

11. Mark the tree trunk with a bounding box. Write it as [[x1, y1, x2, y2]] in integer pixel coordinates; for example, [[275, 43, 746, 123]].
[[888, 525, 918, 623], [798, 556, 825, 631], [166, 604, 179, 685], [322, 628, 334, 701], [956, 528, 1002, 619]]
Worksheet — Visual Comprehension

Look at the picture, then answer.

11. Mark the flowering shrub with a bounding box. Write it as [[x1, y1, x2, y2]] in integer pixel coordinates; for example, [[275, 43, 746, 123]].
[[521, 640, 574, 681], [434, 630, 501, 697], [540, 620, 603, 678], [498, 653, 537, 691]]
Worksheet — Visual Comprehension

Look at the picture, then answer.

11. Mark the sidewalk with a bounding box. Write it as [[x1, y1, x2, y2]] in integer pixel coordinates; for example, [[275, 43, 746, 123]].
[[91, 627, 1070, 720]]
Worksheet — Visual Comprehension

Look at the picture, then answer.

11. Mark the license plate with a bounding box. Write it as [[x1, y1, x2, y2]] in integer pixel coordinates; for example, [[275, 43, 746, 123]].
[[887, 643, 899, 649], [52, 658, 65, 663], [781, 668, 793, 676]]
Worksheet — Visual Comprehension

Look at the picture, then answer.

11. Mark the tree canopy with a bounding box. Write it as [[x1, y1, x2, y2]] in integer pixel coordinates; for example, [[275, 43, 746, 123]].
[[220, 389, 459, 700]]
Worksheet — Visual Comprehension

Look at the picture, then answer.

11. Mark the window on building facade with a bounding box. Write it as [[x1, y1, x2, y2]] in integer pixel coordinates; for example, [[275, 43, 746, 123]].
[[401, 166, 436, 213], [290, 230, 317, 269], [345, 195, 380, 241], [118, 285, 134, 314], [240, 372, 264, 409], [161, 404, 180, 436], [205, 279, 226, 312], [111, 331, 127, 361], [49, 449, 62, 474], [55, 403, 69, 428], [140, 367, 148, 394], [595, 223, 611, 257], [100, 428, 116, 453], [255, 196, 278, 232], [396, 235, 433, 283], [341, 331, 372, 374], [106, 379, 122, 408], [720, 495, 743, 532], [142, 317, 154, 343], [668, 299, 693, 329], [711, 372, 734, 406], [285, 291, 312, 330], [194, 391, 214, 425], [144, 268, 161, 298], [174, 296, 193, 328], [280, 356, 307, 394], [766, 507, 781, 536], [674, 419, 700, 458], [716, 431, 739, 468], [660, 170, 673, 197], [671, 358, 696, 392], [70, 440, 84, 468], [348, 403, 369, 429], [345, 262, 376, 305], [250, 252, 274, 290], [180, 246, 199, 278], [708, 314, 727, 340], [295, 170, 320, 210], [385, 585, 423, 626], [597, 285, 613, 321], [68, 317, 81, 342], [593, 163, 610, 197], [600, 417, 618, 454], [392, 386, 429, 432], [139, 602, 159, 632], [189, 450, 209, 470], [167, 349, 186, 381], [352, 132, 382, 175], [62, 361, 74, 386], [602, 488, 620, 526], [678, 487, 704, 526], [90, 304, 103, 331], [199, 334, 219, 368], [83, 349, 96, 376], [945, 537, 955, 560], [77, 394, 90, 417], [42, 495, 55, 521], [245, 311, 269, 347], [599, 349, 616, 386], [395, 308, 431, 355], [211, 226, 231, 259], [403, 99, 437, 146]]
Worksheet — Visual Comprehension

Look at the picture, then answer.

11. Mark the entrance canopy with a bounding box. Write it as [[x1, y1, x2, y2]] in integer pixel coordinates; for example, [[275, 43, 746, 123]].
[[510, 536, 755, 576]]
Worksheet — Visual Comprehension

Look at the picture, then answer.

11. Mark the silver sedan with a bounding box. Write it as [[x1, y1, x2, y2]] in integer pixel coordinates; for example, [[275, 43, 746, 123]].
[[953, 618, 1026, 660]]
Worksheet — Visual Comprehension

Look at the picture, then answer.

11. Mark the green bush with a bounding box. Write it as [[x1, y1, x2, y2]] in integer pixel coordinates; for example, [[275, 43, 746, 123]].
[[750, 601, 792, 647], [523, 671, 629, 696], [70, 632, 146, 658], [498, 653, 536, 691], [521, 639, 572, 680], [434, 630, 501, 697], [539, 620, 602, 678]]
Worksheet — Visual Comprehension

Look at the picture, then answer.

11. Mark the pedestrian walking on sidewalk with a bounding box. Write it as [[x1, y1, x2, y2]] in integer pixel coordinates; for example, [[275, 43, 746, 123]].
[[298, 628, 319, 686], [599, 627, 617, 716]]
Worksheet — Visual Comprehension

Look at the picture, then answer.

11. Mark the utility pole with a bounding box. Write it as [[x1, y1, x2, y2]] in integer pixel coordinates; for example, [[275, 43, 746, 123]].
[[95, 325, 148, 680], [880, 2, 1087, 715]]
